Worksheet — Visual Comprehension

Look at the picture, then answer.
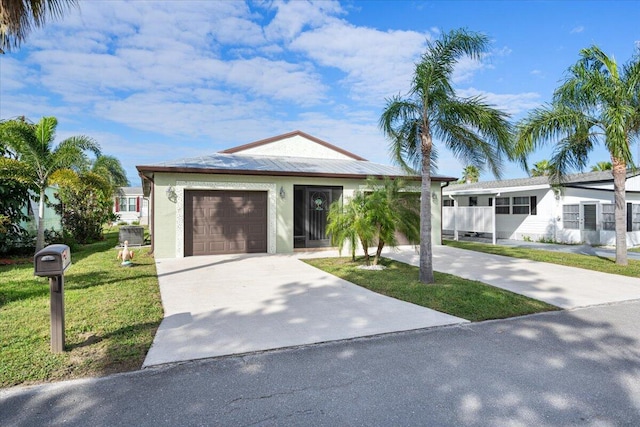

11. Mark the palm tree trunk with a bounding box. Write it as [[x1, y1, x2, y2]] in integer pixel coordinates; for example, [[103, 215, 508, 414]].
[[374, 234, 384, 266], [612, 158, 628, 265], [419, 133, 434, 283], [36, 187, 46, 253], [360, 237, 370, 266]]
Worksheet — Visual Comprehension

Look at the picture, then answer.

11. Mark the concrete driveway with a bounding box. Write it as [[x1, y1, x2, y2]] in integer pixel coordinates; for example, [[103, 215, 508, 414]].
[[143, 253, 466, 367], [384, 245, 640, 309]]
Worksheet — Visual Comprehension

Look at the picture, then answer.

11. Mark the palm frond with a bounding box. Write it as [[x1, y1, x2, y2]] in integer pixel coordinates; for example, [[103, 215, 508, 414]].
[[1, 0, 79, 53]]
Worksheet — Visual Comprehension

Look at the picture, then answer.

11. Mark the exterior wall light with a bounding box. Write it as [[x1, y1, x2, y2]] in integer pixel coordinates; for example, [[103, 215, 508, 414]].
[[166, 185, 177, 203], [279, 186, 286, 199]]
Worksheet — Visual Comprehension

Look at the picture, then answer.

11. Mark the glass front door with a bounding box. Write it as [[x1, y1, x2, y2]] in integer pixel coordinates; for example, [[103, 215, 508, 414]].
[[293, 186, 342, 248]]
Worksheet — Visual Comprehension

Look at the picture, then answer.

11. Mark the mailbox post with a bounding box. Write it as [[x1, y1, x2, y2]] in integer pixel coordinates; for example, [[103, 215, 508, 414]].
[[34, 244, 72, 353]]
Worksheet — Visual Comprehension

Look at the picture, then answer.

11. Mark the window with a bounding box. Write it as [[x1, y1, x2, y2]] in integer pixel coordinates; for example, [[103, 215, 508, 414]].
[[495, 197, 510, 214], [563, 205, 579, 229], [443, 199, 454, 207], [119, 197, 138, 212], [628, 203, 640, 232], [469, 196, 478, 207], [602, 204, 615, 231], [512, 197, 530, 215]]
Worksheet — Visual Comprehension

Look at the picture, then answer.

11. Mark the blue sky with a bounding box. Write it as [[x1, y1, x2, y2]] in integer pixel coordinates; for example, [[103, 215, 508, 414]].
[[1, 0, 639, 184]]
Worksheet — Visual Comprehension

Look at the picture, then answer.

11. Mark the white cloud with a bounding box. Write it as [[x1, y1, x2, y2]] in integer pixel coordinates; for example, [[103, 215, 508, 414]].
[[570, 26, 584, 34], [457, 88, 542, 116], [263, 0, 344, 42], [291, 21, 429, 103], [452, 56, 488, 84]]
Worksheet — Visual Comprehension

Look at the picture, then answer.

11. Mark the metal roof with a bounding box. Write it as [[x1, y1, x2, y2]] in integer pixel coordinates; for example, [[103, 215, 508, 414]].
[[137, 152, 456, 181], [444, 170, 640, 194]]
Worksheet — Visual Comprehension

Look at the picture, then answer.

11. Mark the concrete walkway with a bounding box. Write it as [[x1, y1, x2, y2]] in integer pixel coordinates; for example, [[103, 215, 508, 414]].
[[384, 245, 640, 309], [143, 253, 466, 367], [450, 236, 640, 260]]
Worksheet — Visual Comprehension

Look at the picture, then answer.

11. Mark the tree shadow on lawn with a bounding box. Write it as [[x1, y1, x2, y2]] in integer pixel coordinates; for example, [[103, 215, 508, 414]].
[[64, 320, 161, 374]]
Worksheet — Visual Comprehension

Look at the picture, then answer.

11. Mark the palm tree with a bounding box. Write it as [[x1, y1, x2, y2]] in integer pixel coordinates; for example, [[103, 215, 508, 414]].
[[379, 28, 512, 283], [591, 161, 613, 172], [0, 116, 100, 252], [1, 0, 78, 53], [369, 178, 420, 265], [90, 154, 129, 190], [530, 159, 554, 177], [327, 191, 374, 264], [516, 45, 640, 265], [460, 165, 480, 183], [327, 178, 420, 266]]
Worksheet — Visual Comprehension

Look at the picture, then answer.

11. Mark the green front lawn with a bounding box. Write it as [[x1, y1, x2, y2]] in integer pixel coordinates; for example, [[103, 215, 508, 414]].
[[444, 239, 640, 278], [304, 257, 558, 322], [0, 231, 163, 388]]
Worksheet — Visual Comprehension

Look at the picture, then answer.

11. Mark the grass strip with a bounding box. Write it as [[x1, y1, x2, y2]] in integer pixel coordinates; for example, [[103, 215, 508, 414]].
[[0, 230, 163, 388], [444, 239, 640, 278], [304, 257, 558, 322]]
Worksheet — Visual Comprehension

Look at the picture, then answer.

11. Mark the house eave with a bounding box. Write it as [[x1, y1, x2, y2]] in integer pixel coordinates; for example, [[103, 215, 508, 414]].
[[135, 165, 456, 182], [444, 184, 550, 196]]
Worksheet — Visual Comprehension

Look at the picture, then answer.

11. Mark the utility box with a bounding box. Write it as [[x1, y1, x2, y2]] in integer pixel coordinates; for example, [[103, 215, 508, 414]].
[[34, 244, 72, 277], [119, 226, 144, 246], [34, 244, 71, 353]]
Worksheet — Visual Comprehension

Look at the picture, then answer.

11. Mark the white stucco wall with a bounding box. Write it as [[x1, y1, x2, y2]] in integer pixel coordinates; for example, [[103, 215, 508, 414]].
[[151, 172, 445, 258], [236, 134, 354, 160]]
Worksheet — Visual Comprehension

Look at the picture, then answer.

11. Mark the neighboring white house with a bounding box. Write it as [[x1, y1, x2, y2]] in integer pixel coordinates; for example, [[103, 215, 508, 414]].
[[114, 187, 149, 225], [442, 170, 640, 247]]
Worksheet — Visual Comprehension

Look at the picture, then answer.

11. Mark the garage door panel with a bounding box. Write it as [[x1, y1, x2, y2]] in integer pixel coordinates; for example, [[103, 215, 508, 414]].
[[185, 190, 267, 256]]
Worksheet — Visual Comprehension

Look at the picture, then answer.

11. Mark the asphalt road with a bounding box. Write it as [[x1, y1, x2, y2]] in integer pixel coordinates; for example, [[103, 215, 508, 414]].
[[2, 300, 640, 426]]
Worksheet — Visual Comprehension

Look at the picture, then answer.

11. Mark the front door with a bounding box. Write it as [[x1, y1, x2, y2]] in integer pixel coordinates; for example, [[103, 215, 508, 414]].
[[306, 188, 332, 248], [294, 186, 342, 248], [581, 203, 599, 244]]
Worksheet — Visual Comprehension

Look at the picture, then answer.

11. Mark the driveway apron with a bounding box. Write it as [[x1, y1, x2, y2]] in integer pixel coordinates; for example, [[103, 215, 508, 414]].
[[384, 246, 640, 309], [143, 253, 466, 367]]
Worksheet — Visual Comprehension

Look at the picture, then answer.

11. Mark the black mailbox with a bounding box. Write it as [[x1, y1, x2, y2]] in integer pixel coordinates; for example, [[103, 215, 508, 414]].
[[34, 244, 71, 353], [34, 244, 72, 277]]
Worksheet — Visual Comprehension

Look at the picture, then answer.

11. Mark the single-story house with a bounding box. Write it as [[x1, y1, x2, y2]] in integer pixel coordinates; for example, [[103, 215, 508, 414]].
[[136, 131, 456, 258], [22, 186, 63, 233], [113, 186, 149, 225], [442, 170, 640, 247]]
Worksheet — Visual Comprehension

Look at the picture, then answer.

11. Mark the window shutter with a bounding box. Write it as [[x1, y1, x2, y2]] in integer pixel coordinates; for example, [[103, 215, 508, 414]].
[[115, 197, 119, 212], [628, 203, 632, 232], [136, 197, 141, 212], [530, 196, 537, 215]]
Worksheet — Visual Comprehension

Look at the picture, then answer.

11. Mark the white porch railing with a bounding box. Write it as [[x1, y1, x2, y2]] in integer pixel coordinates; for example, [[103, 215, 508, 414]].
[[442, 206, 496, 244]]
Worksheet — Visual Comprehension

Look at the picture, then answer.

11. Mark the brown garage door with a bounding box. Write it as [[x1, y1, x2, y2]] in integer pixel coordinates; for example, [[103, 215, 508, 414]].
[[184, 190, 267, 256]]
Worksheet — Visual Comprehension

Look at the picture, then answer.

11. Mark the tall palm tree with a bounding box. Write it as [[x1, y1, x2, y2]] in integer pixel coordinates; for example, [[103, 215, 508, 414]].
[[0, 116, 100, 251], [516, 45, 640, 265], [461, 165, 480, 183], [530, 159, 554, 177], [591, 161, 613, 172], [379, 28, 512, 283], [1, 0, 78, 53]]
